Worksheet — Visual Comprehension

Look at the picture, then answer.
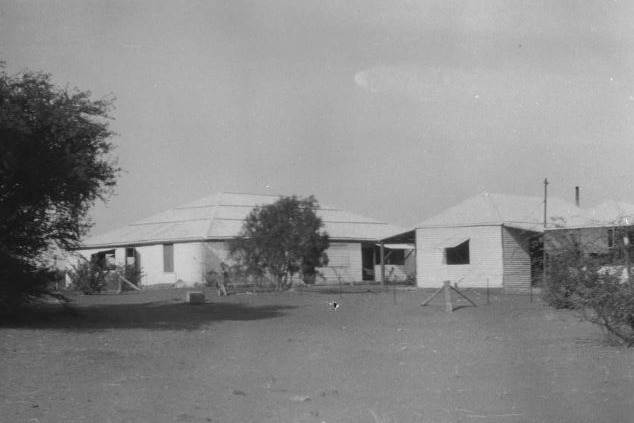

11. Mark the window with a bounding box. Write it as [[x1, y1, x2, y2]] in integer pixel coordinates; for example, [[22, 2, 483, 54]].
[[608, 228, 616, 249], [91, 249, 115, 269], [385, 249, 405, 265], [445, 240, 470, 265], [163, 244, 174, 272], [125, 248, 136, 265]]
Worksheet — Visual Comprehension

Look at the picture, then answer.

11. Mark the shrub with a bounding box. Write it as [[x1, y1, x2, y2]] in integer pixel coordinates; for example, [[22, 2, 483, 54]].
[[119, 264, 143, 290], [69, 260, 109, 294], [544, 249, 634, 346]]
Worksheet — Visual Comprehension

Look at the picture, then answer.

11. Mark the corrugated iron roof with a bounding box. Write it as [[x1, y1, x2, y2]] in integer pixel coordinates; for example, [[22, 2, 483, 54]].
[[416, 192, 582, 232], [80, 192, 406, 249]]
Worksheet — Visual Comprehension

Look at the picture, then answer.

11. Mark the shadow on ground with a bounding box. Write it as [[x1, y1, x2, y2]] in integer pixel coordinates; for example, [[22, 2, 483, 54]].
[[0, 301, 296, 331]]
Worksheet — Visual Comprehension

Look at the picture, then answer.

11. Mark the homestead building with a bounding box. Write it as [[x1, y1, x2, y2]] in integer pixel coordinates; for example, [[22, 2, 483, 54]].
[[382, 193, 581, 292], [74, 192, 405, 287]]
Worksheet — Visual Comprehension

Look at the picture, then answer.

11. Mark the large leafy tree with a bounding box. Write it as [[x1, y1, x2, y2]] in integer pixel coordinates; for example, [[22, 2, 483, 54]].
[[0, 64, 119, 307], [230, 196, 329, 290]]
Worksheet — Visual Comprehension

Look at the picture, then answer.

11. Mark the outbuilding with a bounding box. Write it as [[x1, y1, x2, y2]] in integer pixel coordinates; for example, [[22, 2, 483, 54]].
[[384, 193, 580, 292], [544, 200, 634, 263]]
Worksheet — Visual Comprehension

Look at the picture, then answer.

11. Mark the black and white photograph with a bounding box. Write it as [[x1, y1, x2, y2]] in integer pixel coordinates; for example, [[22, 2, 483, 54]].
[[2, 1, 634, 422]]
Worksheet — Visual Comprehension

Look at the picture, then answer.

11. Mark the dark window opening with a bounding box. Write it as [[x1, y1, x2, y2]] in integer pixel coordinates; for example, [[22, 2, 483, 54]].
[[361, 244, 375, 281], [126, 248, 136, 265], [445, 240, 470, 265], [374, 246, 406, 265], [163, 244, 174, 273], [608, 228, 616, 249], [386, 249, 405, 265], [91, 249, 116, 269]]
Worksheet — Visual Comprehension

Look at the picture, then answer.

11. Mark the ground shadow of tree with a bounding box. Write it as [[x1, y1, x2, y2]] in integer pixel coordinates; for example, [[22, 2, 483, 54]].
[[0, 301, 297, 331]]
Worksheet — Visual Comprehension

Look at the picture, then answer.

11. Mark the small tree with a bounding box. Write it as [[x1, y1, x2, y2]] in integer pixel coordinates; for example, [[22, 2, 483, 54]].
[[0, 64, 119, 308], [544, 229, 634, 346], [229, 196, 329, 290]]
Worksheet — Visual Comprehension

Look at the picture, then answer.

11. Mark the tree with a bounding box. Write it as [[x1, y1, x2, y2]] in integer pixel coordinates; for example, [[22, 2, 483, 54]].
[[0, 64, 119, 308], [543, 229, 634, 346], [229, 196, 329, 290]]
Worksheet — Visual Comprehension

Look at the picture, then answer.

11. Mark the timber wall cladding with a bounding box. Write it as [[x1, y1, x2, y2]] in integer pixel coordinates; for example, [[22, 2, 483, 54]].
[[318, 242, 362, 283], [501, 227, 532, 292], [416, 226, 504, 288]]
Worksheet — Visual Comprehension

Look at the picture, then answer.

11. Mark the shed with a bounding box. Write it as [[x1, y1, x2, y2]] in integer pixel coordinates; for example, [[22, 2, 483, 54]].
[[401, 193, 580, 292]]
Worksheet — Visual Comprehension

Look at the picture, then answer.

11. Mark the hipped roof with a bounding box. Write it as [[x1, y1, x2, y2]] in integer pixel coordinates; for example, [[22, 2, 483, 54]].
[[80, 192, 406, 249], [416, 192, 582, 232]]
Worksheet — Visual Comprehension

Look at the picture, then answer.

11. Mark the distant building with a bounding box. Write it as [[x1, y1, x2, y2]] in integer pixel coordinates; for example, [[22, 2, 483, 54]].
[[544, 200, 634, 264], [72, 192, 405, 287], [382, 193, 581, 292]]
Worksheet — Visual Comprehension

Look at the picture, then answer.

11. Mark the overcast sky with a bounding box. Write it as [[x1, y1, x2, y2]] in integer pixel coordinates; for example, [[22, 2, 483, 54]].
[[3, 0, 634, 234]]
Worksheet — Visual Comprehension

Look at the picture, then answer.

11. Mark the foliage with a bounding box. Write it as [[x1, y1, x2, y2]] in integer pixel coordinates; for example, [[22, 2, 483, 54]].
[[0, 254, 60, 313], [69, 260, 109, 294], [119, 264, 143, 290], [229, 196, 329, 290], [0, 64, 119, 305], [69, 261, 142, 294], [544, 231, 634, 346]]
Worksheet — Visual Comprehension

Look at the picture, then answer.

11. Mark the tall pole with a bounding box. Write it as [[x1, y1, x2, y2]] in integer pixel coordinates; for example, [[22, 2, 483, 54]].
[[543, 178, 549, 288], [624, 234, 631, 289], [543, 178, 548, 230]]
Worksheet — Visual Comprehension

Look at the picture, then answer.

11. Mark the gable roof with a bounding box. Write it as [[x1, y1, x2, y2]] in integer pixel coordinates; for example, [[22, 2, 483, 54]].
[[416, 192, 581, 232], [80, 192, 406, 249]]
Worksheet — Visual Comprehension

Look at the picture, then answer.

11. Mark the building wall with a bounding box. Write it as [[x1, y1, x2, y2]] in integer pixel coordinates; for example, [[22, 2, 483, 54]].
[[74, 240, 366, 287], [416, 225, 504, 288], [130, 243, 207, 286], [317, 242, 362, 284], [501, 227, 533, 292], [201, 241, 231, 273], [75, 243, 207, 287], [202, 241, 364, 284]]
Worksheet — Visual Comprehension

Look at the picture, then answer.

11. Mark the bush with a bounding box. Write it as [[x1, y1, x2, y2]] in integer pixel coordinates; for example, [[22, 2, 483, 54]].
[[69, 261, 143, 294], [544, 250, 634, 346], [69, 260, 109, 294], [574, 274, 634, 346], [119, 264, 143, 290]]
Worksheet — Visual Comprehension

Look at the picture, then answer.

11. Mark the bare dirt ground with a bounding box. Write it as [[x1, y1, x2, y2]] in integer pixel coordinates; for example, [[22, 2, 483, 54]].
[[1, 286, 633, 423]]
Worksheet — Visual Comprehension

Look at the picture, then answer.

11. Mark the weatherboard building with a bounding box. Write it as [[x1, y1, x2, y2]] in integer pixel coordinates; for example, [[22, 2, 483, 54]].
[[73, 192, 407, 287]]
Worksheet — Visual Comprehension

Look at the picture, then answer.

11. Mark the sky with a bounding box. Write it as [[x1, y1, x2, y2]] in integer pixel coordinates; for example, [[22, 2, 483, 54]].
[[2, 0, 634, 235]]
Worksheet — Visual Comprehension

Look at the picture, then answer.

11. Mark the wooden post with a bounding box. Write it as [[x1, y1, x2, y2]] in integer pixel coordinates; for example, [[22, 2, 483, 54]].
[[624, 234, 631, 289], [444, 281, 453, 312], [486, 278, 490, 305], [372, 244, 377, 282], [420, 285, 445, 306], [450, 284, 478, 307], [392, 279, 397, 304], [421, 281, 477, 312], [543, 178, 548, 288], [380, 242, 385, 287], [529, 283, 533, 303]]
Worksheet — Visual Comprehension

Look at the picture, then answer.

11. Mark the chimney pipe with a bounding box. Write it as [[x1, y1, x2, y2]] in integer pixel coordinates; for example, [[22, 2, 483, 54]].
[[575, 186, 580, 207]]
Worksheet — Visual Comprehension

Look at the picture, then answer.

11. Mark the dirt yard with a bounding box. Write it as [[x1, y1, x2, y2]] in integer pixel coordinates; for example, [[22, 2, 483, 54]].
[[1, 286, 633, 423]]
